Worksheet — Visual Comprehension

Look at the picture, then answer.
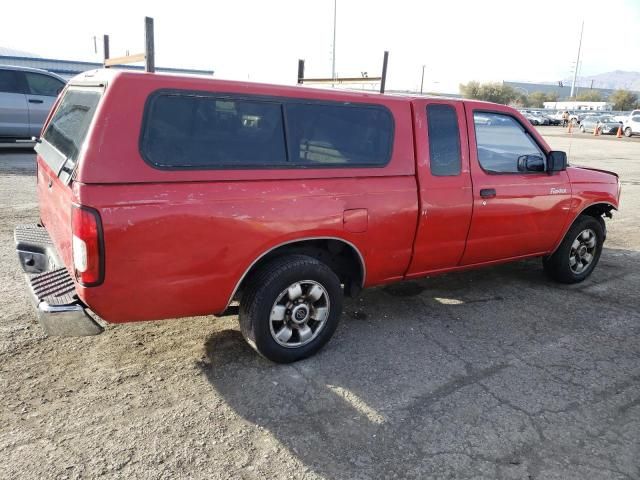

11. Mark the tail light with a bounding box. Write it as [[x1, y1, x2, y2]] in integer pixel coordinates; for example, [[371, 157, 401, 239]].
[[71, 205, 104, 286]]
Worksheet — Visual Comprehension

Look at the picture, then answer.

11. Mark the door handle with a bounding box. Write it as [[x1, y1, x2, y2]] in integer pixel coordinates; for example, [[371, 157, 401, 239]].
[[480, 188, 496, 199], [28, 99, 44, 104]]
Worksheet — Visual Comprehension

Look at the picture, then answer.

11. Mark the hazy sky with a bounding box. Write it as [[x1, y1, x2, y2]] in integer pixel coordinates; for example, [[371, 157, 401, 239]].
[[1, 0, 639, 93]]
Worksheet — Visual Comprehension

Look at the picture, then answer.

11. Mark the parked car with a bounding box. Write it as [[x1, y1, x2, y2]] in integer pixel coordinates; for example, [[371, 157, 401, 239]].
[[541, 112, 562, 126], [0, 65, 66, 142], [530, 112, 550, 126], [15, 69, 621, 363], [569, 110, 599, 127], [623, 114, 640, 137], [520, 112, 541, 125], [580, 115, 623, 135]]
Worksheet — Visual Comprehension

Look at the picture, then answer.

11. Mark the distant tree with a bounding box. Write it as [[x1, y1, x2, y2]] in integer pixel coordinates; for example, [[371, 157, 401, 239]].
[[459, 81, 518, 105], [514, 94, 529, 107], [576, 90, 603, 102], [526, 91, 559, 108], [609, 89, 638, 111], [528, 91, 549, 108], [459, 81, 481, 99]]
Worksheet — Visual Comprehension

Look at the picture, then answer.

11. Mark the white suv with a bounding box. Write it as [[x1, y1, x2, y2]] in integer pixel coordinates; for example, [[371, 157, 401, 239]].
[[624, 113, 640, 137]]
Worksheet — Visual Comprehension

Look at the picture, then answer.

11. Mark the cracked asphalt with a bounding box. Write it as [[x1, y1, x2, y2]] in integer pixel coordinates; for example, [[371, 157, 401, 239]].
[[1, 127, 639, 479]]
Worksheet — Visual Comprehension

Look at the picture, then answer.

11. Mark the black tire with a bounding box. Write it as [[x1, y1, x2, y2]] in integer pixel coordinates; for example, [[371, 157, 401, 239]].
[[239, 255, 343, 363], [580, 125, 585, 133], [625, 127, 632, 138], [543, 215, 605, 284]]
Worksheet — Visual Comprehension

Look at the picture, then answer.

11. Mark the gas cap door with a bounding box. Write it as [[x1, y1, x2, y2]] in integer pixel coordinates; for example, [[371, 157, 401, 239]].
[[343, 209, 368, 233]]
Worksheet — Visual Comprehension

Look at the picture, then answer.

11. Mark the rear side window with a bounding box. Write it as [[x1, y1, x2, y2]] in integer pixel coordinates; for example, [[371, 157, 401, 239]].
[[141, 91, 394, 169], [142, 94, 287, 168], [426, 104, 461, 176], [24, 72, 65, 97], [42, 89, 101, 171], [285, 103, 392, 166], [0, 70, 23, 94]]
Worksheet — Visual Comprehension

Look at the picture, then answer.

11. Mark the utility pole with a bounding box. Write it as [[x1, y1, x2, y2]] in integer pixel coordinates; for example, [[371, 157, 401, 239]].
[[420, 65, 426, 94], [570, 20, 584, 99], [332, 0, 337, 81]]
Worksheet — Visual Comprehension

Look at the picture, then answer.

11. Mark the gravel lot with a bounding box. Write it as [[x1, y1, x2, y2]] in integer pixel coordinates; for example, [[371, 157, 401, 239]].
[[1, 128, 639, 479]]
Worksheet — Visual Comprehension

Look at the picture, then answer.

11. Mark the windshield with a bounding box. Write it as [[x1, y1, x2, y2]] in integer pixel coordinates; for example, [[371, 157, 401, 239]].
[[42, 89, 102, 167]]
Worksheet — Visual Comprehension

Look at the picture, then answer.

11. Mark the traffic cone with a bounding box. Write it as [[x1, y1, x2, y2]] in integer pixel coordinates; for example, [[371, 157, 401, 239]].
[[568, 122, 573, 134], [617, 125, 623, 138], [593, 125, 599, 136]]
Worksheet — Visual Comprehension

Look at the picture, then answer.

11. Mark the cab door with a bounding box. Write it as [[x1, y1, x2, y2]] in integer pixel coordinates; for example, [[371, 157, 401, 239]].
[[460, 104, 571, 265], [23, 71, 65, 137], [406, 99, 473, 276]]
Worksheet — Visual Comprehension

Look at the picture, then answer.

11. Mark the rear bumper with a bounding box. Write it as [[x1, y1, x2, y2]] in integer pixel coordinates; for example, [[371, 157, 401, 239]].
[[14, 224, 103, 336]]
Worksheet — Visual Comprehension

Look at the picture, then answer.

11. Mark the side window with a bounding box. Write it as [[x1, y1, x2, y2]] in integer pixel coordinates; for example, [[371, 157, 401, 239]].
[[285, 103, 392, 166], [632, 115, 640, 122], [141, 93, 395, 170], [42, 89, 102, 171], [473, 112, 545, 174], [142, 94, 287, 168], [0, 70, 24, 94], [24, 73, 65, 97], [426, 104, 461, 176]]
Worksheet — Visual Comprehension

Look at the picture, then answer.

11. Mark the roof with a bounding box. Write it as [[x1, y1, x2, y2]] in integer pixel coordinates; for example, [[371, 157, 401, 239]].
[[69, 68, 420, 102], [0, 54, 213, 79], [0, 47, 41, 58], [69, 70, 499, 109]]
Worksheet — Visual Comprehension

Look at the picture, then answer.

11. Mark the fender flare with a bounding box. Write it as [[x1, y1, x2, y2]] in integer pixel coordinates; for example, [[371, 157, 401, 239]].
[[550, 202, 617, 254], [224, 236, 367, 310]]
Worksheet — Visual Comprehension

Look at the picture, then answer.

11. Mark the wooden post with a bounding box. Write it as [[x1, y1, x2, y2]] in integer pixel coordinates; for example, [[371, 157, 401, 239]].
[[145, 16, 155, 73], [380, 51, 389, 94], [103, 35, 110, 67], [297, 59, 305, 84]]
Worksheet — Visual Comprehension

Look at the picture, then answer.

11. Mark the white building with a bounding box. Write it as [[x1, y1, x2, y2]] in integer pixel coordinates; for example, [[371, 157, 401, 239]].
[[543, 101, 613, 111]]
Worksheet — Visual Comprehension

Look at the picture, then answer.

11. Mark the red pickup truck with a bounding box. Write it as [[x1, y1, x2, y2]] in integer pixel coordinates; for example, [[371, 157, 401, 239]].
[[15, 70, 620, 362]]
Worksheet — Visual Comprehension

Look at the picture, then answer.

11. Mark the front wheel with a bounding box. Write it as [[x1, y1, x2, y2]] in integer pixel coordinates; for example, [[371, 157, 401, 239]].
[[580, 125, 585, 133], [239, 255, 343, 363], [625, 127, 633, 137], [543, 215, 604, 284]]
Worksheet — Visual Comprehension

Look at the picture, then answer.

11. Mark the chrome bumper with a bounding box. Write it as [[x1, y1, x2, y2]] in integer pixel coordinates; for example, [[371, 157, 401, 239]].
[[15, 224, 103, 336]]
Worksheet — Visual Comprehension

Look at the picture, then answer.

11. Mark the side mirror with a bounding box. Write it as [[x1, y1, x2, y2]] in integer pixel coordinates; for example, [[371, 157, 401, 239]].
[[517, 155, 545, 172], [547, 150, 567, 173]]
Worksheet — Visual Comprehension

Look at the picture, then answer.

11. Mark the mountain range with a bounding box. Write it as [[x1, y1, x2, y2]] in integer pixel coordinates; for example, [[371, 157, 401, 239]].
[[561, 71, 640, 92]]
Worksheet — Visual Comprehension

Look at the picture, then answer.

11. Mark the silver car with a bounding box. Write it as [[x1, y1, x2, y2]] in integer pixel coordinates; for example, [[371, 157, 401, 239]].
[[0, 65, 66, 141]]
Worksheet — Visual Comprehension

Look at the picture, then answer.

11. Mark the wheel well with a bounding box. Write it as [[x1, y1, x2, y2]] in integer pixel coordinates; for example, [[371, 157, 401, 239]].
[[234, 239, 365, 301], [581, 203, 615, 220]]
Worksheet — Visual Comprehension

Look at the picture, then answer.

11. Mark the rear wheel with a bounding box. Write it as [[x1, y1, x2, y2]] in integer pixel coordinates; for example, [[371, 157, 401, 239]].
[[543, 215, 604, 284], [239, 255, 343, 363], [580, 125, 585, 133]]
